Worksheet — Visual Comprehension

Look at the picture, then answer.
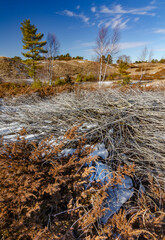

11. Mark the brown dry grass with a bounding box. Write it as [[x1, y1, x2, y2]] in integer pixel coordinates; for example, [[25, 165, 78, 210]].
[[0, 82, 75, 98], [0, 127, 164, 239]]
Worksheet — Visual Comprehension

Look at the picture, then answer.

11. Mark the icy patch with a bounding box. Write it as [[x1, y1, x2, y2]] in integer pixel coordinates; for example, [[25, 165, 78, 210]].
[[90, 143, 108, 160], [87, 161, 134, 224], [103, 175, 133, 224], [98, 81, 113, 86], [3, 134, 17, 141], [0, 123, 23, 135], [61, 148, 76, 157], [24, 134, 41, 141], [77, 60, 85, 63], [80, 123, 98, 132], [44, 120, 52, 124]]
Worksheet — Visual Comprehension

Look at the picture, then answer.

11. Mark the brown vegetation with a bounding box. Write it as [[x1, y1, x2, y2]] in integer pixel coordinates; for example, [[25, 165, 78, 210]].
[[0, 126, 164, 239], [0, 57, 28, 81], [0, 82, 74, 98], [1, 56, 165, 83]]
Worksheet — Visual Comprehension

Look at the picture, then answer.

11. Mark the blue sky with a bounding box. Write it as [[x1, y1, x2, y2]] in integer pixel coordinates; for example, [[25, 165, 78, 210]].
[[1, 0, 165, 61]]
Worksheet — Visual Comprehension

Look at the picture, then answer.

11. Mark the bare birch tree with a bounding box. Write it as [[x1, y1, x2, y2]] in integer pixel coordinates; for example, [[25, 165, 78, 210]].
[[139, 46, 148, 81], [148, 49, 153, 63], [94, 27, 110, 82], [46, 33, 60, 85], [102, 26, 120, 81], [94, 26, 120, 82]]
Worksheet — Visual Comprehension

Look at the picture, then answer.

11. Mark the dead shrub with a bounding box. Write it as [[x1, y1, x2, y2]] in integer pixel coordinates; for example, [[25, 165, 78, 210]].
[[0, 125, 164, 239]]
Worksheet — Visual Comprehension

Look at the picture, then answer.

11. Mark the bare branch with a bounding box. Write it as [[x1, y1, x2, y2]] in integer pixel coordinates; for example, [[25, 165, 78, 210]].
[[46, 33, 60, 85]]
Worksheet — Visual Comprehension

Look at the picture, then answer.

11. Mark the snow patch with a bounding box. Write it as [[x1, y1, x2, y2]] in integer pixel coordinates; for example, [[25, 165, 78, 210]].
[[90, 143, 108, 160], [61, 148, 76, 157], [80, 123, 98, 132], [87, 161, 134, 224]]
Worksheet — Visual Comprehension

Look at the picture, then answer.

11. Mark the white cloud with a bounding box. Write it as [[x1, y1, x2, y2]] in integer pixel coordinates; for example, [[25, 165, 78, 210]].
[[60, 10, 90, 23], [155, 29, 165, 34], [119, 41, 150, 50], [155, 48, 165, 51], [91, 6, 96, 13], [98, 20, 104, 27], [150, 0, 156, 5], [69, 41, 95, 50], [76, 5, 80, 10], [100, 4, 156, 16], [134, 17, 139, 22], [63, 10, 74, 17], [80, 41, 95, 47], [79, 13, 90, 23], [104, 15, 130, 29]]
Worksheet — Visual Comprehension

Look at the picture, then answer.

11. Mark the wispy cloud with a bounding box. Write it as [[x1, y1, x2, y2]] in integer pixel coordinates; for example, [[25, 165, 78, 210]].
[[70, 41, 95, 50], [155, 48, 165, 51], [58, 2, 156, 29], [105, 15, 130, 29], [134, 17, 140, 22], [155, 29, 165, 34], [95, 3, 156, 30], [58, 10, 90, 23], [119, 41, 150, 50], [150, 0, 156, 5], [71, 40, 150, 51], [80, 41, 95, 47], [91, 7, 96, 13], [100, 4, 156, 16]]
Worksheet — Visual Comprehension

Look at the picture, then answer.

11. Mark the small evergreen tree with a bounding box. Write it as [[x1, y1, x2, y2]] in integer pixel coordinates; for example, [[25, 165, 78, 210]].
[[20, 19, 47, 81]]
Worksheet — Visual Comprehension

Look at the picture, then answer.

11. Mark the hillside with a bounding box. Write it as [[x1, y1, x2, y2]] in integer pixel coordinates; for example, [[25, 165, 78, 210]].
[[1, 57, 165, 83], [0, 57, 29, 81]]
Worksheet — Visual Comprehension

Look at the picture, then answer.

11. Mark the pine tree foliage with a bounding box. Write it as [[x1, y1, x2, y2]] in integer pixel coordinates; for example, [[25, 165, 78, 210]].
[[20, 19, 47, 81]]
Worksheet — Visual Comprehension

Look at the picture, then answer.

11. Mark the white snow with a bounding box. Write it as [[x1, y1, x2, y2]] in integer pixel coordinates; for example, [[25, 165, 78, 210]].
[[61, 148, 76, 157], [3, 134, 17, 141], [80, 123, 98, 132], [77, 60, 85, 63], [87, 161, 133, 224], [98, 81, 113, 86], [0, 123, 23, 135], [90, 143, 108, 160]]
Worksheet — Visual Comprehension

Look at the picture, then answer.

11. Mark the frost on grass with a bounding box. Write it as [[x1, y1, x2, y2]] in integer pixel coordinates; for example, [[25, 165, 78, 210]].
[[90, 143, 108, 160], [1, 89, 165, 186], [1, 94, 165, 239]]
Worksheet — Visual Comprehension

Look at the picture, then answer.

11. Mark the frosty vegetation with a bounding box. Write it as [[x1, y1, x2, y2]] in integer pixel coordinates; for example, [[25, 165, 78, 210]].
[[0, 89, 165, 239], [1, 89, 165, 181]]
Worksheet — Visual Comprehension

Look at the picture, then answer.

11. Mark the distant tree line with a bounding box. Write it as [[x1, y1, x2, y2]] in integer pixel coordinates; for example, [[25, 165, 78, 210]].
[[134, 58, 165, 63], [55, 53, 83, 61]]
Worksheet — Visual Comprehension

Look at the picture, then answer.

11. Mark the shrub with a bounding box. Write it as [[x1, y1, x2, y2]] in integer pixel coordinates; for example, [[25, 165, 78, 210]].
[[122, 75, 131, 85], [64, 74, 72, 84], [53, 77, 65, 86], [83, 74, 95, 82], [76, 73, 83, 82], [107, 72, 118, 80], [32, 79, 43, 89]]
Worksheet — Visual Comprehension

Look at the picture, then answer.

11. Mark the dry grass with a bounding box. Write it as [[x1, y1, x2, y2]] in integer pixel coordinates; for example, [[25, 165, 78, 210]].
[[0, 82, 75, 98], [1, 89, 165, 185], [0, 126, 164, 239]]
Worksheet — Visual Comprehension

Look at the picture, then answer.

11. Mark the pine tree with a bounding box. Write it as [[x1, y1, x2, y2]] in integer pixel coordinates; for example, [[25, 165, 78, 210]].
[[21, 19, 47, 81]]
